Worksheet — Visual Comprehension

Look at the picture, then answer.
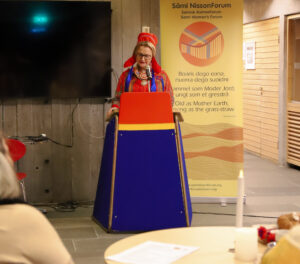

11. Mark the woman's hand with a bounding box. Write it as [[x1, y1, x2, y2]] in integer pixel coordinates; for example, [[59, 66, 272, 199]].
[[106, 107, 119, 121]]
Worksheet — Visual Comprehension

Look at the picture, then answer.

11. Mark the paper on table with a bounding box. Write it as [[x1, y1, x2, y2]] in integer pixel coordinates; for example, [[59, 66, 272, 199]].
[[105, 240, 199, 264]]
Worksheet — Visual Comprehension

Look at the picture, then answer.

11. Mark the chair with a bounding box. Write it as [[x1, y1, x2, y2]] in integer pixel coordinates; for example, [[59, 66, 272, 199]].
[[6, 138, 27, 201]]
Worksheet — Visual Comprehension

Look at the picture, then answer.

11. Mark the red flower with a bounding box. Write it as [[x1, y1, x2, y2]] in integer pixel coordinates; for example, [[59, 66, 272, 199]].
[[257, 226, 276, 244], [267, 233, 275, 242], [258, 226, 267, 239]]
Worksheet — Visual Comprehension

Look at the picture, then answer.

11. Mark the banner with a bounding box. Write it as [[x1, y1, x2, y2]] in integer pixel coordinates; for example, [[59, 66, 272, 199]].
[[160, 0, 243, 198]]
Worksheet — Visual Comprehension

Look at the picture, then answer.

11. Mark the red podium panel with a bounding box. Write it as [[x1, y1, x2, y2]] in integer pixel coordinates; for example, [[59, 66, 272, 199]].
[[118, 92, 173, 124]]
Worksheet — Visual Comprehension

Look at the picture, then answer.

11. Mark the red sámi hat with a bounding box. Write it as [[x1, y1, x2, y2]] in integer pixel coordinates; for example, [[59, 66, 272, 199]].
[[123, 32, 161, 73]]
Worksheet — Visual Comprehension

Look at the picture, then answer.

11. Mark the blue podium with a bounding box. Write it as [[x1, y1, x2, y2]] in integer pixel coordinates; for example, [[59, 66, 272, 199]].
[[93, 92, 192, 232]]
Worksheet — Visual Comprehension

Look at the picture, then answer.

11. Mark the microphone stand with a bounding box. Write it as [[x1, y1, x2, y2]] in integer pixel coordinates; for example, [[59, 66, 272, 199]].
[[146, 65, 152, 93], [148, 80, 151, 93]]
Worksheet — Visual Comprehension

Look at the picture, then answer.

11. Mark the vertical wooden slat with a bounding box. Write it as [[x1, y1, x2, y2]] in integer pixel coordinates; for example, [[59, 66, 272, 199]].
[[243, 17, 280, 162], [15, 99, 53, 203], [2, 100, 18, 136], [111, 0, 123, 95], [71, 98, 103, 202], [16, 100, 36, 201], [287, 106, 300, 165], [51, 98, 74, 203], [150, 0, 161, 62], [88, 98, 104, 201], [286, 15, 300, 166], [71, 99, 91, 202], [122, 0, 142, 63], [30, 100, 52, 203]]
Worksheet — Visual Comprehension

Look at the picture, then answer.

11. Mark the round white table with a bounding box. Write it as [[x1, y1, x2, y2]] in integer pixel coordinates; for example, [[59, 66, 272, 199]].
[[104, 226, 266, 264]]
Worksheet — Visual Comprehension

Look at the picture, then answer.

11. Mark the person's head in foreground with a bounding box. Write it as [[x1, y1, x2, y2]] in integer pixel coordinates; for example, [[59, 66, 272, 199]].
[[0, 134, 20, 200]]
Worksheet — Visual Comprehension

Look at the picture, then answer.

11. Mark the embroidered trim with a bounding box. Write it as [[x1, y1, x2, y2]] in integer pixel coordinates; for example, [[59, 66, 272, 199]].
[[133, 67, 148, 81]]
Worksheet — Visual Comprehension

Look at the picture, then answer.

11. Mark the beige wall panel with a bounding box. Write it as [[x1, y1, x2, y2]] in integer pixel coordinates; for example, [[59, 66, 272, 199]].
[[243, 18, 279, 161], [255, 53, 279, 59], [262, 123, 279, 133], [242, 85, 277, 92], [244, 137, 260, 147], [261, 135, 279, 144], [243, 116, 261, 124], [243, 99, 260, 107], [255, 64, 279, 69], [261, 152, 278, 161], [262, 91, 279, 98], [255, 40, 279, 48], [257, 117, 278, 127], [243, 125, 260, 134], [260, 112, 279, 121], [256, 48, 279, 55], [244, 17, 279, 27], [244, 94, 279, 103], [243, 105, 278, 115], [261, 143, 279, 153], [244, 142, 260, 150], [259, 107, 278, 115], [243, 113, 261, 122], [244, 22, 279, 33], [244, 134, 261, 144], [243, 79, 278, 85], [244, 118, 275, 127], [244, 28, 279, 39], [261, 86, 280, 92], [244, 145, 260, 154], [245, 128, 263, 137], [243, 34, 279, 43], [243, 90, 262, 96], [256, 57, 280, 64], [243, 95, 260, 102], [244, 73, 279, 80], [261, 101, 278, 109], [244, 69, 279, 75], [262, 96, 279, 103]]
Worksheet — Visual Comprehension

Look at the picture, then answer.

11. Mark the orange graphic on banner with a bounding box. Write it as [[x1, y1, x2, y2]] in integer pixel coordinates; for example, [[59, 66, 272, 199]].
[[179, 21, 224, 66]]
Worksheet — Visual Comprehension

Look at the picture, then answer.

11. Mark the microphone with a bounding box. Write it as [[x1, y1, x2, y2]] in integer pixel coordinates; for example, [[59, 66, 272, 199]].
[[146, 65, 152, 79]]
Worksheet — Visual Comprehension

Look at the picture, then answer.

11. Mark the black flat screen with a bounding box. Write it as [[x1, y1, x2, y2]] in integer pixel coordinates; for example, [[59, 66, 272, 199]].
[[0, 1, 111, 98]]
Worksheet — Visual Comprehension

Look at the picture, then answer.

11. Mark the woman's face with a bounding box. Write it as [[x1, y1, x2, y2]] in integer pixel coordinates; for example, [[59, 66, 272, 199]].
[[135, 46, 153, 71]]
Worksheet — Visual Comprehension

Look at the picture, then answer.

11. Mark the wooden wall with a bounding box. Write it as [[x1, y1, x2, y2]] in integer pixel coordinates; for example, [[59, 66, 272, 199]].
[[0, 0, 161, 204], [243, 17, 280, 162]]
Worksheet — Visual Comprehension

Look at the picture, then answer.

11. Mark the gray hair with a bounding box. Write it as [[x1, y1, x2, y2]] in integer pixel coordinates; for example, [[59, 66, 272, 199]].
[[0, 151, 21, 199]]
